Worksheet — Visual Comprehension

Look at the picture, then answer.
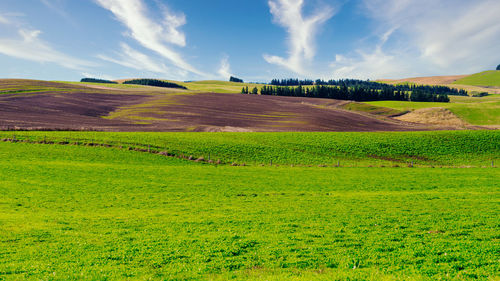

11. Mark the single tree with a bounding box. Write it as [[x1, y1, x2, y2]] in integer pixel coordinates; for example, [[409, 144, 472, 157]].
[[251, 87, 258, 95], [496, 64, 500, 70]]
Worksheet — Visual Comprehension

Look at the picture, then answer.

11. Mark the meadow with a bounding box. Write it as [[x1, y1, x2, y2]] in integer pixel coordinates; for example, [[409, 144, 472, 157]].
[[364, 95, 500, 125], [453, 71, 500, 87], [0, 131, 498, 167], [0, 140, 498, 280]]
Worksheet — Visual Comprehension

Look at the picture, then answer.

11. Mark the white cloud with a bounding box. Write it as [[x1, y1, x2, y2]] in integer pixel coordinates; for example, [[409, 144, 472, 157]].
[[0, 28, 95, 70], [81, 72, 115, 81], [264, 0, 335, 74], [332, 0, 500, 79], [94, 0, 204, 76], [217, 55, 233, 80], [97, 43, 174, 76], [331, 47, 414, 80], [0, 15, 9, 24]]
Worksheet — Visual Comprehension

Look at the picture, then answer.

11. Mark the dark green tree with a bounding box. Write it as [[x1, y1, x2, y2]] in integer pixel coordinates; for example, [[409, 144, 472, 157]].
[[230, 76, 244, 83], [497, 64, 500, 70], [251, 87, 258, 95]]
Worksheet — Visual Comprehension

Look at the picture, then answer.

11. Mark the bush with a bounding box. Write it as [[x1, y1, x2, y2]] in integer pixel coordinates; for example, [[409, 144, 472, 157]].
[[80, 78, 117, 84], [123, 79, 187, 89], [471, 91, 489, 97]]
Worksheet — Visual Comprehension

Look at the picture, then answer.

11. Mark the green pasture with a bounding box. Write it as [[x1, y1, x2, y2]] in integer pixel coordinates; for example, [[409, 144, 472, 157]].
[[453, 71, 500, 87], [0, 141, 498, 280], [364, 95, 500, 125], [0, 131, 497, 167], [180, 80, 266, 93]]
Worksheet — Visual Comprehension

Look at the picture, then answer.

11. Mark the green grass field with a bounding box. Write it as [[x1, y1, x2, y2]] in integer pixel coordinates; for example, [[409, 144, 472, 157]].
[[0, 140, 499, 280], [453, 71, 500, 87], [0, 131, 498, 167], [364, 95, 500, 125]]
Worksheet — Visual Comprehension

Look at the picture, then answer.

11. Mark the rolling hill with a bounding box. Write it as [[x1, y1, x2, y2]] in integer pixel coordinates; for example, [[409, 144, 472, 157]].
[[0, 79, 430, 132], [453, 70, 500, 87], [1, 74, 498, 132]]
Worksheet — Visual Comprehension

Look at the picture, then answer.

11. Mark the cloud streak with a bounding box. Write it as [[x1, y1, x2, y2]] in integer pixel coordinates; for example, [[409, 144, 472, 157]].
[[264, 0, 334, 74], [331, 0, 500, 79], [0, 28, 95, 70], [94, 0, 204, 76], [217, 55, 233, 80], [97, 43, 176, 77]]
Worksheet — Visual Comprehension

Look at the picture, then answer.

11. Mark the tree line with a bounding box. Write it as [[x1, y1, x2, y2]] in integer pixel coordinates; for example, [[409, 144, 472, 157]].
[[123, 79, 187, 89], [230, 76, 244, 83], [80, 78, 117, 84], [242, 85, 450, 103], [270, 78, 467, 97]]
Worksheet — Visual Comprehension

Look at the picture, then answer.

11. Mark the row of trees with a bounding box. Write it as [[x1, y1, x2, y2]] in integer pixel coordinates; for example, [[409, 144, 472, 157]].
[[123, 79, 187, 89], [80, 78, 117, 84], [270, 79, 314, 86], [270, 78, 467, 96], [230, 76, 244, 83], [242, 85, 450, 103]]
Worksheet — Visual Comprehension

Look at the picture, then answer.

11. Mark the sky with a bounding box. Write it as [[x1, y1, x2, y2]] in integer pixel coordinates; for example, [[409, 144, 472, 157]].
[[0, 0, 499, 82]]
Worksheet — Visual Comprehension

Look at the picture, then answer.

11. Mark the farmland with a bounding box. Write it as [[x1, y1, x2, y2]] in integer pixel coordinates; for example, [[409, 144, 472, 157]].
[[0, 130, 498, 167], [363, 94, 500, 126], [0, 78, 498, 280], [0, 137, 499, 280]]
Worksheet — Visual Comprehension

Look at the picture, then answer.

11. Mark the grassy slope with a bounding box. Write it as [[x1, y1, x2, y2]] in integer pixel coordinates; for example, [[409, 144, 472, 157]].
[[57, 80, 265, 94], [0, 131, 498, 167], [453, 71, 500, 87], [0, 141, 498, 280], [364, 95, 500, 125]]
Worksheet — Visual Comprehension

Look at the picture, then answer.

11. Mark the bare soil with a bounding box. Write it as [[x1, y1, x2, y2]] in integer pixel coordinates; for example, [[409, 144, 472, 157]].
[[0, 79, 437, 132], [395, 108, 468, 128], [380, 75, 468, 85]]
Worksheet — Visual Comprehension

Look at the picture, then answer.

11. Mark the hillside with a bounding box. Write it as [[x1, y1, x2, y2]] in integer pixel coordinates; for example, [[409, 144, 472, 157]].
[[381, 75, 468, 85], [453, 70, 500, 87], [1, 77, 498, 131], [0, 79, 435, 132]]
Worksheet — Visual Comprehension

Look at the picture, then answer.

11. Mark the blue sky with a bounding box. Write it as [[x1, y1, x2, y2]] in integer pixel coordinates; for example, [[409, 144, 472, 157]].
[[0, 0, 499, 82]]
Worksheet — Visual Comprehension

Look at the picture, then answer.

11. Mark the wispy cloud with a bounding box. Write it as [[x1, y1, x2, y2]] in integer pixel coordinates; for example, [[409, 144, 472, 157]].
[[94, 0, 204, 76], [331, 0, 500, 79], [0, 28, 96, 70], [264, 0, 335, 74], [0, 15, 9, 24], [40, 0, 74, 24], [81, 72, 115, 81], [217, 55, 233, 80], [97, 42, 182, 78]]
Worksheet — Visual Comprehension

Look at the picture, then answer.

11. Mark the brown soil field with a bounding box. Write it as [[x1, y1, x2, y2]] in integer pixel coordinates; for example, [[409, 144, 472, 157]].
[[395, 108, 468, 128], [0, 79, 437, 132], [381, 75, 468, 85]]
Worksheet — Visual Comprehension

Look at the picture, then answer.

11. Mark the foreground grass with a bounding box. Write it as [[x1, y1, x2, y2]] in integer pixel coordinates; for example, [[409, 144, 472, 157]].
[[0, 142, 498, 280], [0, 131, 498, 167]]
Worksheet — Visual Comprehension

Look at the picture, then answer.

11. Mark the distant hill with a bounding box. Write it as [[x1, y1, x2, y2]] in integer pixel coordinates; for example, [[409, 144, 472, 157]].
[[452, 70, 500, 87], [379, 75, 468, 86]]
